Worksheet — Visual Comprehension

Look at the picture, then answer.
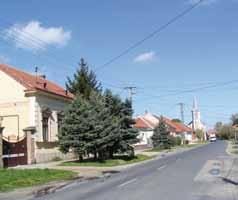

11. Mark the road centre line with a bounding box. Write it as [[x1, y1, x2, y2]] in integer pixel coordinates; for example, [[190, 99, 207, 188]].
[[157, 164, 167, 170], [118, 178, 137, 188]]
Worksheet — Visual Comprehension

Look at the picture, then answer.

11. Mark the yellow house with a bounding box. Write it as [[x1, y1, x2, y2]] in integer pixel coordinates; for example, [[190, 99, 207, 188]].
[[0, 64, 75, 164]]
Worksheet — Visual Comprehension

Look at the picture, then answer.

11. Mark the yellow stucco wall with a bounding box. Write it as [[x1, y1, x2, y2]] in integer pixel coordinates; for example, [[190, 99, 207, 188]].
[[35, 94, 70, 142], [0, 71, 30, 139]]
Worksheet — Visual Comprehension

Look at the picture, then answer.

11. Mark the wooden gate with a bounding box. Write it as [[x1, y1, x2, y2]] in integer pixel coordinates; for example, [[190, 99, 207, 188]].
[[2, 135, 28, 167]]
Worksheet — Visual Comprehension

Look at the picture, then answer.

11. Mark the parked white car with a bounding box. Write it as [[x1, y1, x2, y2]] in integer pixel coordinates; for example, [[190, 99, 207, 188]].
[[209, 136, 217, 142]]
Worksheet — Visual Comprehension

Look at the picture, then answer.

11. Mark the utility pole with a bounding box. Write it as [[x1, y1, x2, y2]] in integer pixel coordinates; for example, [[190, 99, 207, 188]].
[[177, 103, 185, 124], [124, 86, 136, 103]]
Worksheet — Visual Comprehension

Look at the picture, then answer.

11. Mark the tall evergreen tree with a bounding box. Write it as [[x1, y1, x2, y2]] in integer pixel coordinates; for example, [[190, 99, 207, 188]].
[[152, 117, 171, 149], [58, 91, 120, 161], [103, 90, 139, 157], [66, 58, 101, 98], [58, 95, 92, 161], [118, 99, 139, 156], [85, 91, 120, 160]]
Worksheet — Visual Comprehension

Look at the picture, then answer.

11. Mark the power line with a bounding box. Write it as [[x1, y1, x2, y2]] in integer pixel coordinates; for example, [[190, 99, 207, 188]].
[[95, 0, 205, 72], [138, 79, 238, 102]]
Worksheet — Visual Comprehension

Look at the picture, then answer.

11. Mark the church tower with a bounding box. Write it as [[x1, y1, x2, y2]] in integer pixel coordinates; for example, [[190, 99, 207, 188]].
[[192, 97, 201, 130]]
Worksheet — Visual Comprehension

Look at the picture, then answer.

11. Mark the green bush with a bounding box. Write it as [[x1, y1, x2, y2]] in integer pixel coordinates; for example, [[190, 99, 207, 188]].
[[168, 136, 182, 147], [175, 136, 182, 146]]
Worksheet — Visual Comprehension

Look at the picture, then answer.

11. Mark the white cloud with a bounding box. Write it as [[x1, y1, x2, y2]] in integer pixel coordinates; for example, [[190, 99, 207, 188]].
[[4, 21, 71, 51], [134, 51, 156, 63], [0, 55, 10, 63], [188, 0, 219, 6]]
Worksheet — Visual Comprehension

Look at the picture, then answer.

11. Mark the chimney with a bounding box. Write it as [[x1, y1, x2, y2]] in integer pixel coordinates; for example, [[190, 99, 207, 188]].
[[39, 74, 46, 79], [43, 82, 47, 88]]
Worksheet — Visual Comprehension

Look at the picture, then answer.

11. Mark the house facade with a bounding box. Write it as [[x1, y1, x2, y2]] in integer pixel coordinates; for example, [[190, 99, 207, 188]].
[[134, 112, 193, 149], [0, 64, 75, 166]]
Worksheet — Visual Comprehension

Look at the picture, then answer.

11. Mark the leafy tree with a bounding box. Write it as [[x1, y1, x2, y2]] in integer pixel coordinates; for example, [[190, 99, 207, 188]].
[[151, 117, 171, 149], [231, 114, 238, 126], [172, 119, 182, 123], [217, 125, 235, 140], [214, 122, 223, 133], [66, 58, 101, 98], [195, 129, 204, 141]]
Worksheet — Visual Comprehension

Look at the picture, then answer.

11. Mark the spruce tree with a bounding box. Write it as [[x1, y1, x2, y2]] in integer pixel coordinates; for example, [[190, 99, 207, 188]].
[[58, 95, 92, 161], [103, 90, 139, 157], [85, 91, 120, 161], [119, 99, 139, 156], [152, 117, 171, 149], [59, 91, 120, 161], [66, 58, 101, 98]]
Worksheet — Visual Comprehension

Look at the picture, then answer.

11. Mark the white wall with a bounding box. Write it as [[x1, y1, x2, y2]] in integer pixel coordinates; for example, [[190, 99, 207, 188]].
[[136, 130, 153, 146], [0, 71, 30, 139], [35, 94, 70, 142]]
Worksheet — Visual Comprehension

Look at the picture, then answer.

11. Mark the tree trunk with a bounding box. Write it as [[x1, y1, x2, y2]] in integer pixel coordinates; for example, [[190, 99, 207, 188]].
[[79, 154, 83, 162], [93, 151, 98, 160], [109, 149, 114, 159]]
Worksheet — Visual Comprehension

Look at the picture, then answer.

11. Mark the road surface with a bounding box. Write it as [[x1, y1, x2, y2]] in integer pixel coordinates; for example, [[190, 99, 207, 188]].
[[34, 141, 237, 200]]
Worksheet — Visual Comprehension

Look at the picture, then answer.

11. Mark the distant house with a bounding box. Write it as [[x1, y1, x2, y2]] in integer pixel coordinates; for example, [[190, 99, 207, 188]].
[[134, 112, 193, 149], [0, 64, 75, 166]]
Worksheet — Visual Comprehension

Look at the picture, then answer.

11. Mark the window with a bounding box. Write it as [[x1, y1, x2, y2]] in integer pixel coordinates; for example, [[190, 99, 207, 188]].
[[42, 116, 49, 141], [57, 112, 64, 133], [42, 108, 52, 142]]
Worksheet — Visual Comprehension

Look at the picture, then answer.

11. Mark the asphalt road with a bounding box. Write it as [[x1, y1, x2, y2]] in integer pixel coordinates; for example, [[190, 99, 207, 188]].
[[35, 141, 235, 200]]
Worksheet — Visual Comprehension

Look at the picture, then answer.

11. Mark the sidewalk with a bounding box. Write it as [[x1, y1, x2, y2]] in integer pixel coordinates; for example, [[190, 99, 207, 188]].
[[0, 143, 209, 200], [12, 143, 209, 178]]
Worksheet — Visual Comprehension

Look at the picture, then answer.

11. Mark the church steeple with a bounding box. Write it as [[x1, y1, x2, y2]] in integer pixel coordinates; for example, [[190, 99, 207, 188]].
[[192, 97, 201, 130]]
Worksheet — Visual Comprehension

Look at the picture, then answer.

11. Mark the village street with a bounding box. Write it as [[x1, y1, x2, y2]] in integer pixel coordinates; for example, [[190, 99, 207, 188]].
[[33, 141, 237, 200]]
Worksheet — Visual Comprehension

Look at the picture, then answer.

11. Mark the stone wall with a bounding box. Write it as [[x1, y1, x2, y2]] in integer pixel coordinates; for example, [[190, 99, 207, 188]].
[[35, 148, 75, 163]]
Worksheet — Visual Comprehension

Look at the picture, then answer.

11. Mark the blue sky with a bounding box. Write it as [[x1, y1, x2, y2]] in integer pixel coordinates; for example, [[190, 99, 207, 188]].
[[0, 0, 238, 128]]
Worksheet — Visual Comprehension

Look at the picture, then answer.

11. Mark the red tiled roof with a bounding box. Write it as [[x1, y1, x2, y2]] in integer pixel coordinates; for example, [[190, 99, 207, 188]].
[[163, 117, 192, 133], [135, 114, 192, 133], [0, 64, 74, 99], [134, 117, 155, 129]]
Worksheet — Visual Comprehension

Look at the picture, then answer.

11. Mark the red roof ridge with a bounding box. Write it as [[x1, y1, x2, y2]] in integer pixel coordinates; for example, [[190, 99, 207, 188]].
[[140, 117, 156, 129], [0, 64, 74, 99]]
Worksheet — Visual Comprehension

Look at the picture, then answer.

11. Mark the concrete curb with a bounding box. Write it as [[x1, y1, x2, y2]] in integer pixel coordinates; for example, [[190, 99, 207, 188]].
[[0, 142, 210, 200]]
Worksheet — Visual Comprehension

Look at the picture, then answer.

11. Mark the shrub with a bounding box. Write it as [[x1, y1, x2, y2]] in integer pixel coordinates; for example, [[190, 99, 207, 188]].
[[175, 136, 182, 146], [168, 136, 182, 147]]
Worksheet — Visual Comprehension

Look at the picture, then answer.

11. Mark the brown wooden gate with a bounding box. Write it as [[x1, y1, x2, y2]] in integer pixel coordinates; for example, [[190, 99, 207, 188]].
[[2, 136, 28, 167]]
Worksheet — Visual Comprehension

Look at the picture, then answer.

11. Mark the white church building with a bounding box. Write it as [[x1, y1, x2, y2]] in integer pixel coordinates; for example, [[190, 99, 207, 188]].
[[188, 98, 207, 140]]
